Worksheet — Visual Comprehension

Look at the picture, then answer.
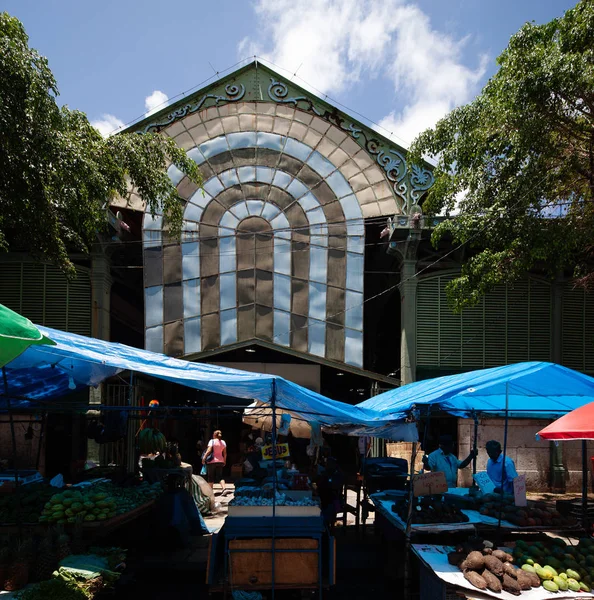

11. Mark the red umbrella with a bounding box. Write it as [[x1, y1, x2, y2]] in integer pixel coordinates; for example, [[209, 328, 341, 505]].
[[537, 402, 594, 440]]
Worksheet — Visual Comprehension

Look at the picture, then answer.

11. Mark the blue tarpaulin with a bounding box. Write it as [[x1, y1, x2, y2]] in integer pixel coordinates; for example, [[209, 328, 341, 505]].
[[0, 326, 412, 438], [357, 362, 594, 420]]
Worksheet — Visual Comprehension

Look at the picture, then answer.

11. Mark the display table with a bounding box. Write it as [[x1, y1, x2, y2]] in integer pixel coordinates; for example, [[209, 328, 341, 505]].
[[413, 544, 594, 600], [207, 511, 334, 597]]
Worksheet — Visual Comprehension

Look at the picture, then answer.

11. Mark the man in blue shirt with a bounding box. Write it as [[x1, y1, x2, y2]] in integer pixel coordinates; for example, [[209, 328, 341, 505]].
[[486, 440, 518, 494], [422, 435, 477, 488]]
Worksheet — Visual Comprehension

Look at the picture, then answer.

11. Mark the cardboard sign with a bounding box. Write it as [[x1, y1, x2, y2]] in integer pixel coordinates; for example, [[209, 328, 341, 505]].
[[473, 471, 496, 495], [513, 474, 527, 507], [413, 471, 448, 497], [261, 443, 290, 461]]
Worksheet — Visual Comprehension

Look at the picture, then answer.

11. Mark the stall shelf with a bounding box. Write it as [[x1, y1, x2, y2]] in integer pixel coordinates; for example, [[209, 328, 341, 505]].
[[207, 513, 334, 598]]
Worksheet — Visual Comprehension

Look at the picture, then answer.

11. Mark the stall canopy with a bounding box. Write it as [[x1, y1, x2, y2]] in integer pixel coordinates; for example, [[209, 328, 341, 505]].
[[1, 325, 414, 439], [536, 402, 594, 440], [357, 362, 594, 420]]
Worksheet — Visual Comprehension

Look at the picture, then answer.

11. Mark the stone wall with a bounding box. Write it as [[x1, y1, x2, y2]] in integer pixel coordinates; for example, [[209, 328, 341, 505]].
[[386, 442, 424, 473], [457, 417, 594, 492]]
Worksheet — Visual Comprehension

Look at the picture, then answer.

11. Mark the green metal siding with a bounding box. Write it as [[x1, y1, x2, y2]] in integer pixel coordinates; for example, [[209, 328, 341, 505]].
[[417, 273, 552, 370], [562, 283, 594, 373], [0, 261, 91, 336]]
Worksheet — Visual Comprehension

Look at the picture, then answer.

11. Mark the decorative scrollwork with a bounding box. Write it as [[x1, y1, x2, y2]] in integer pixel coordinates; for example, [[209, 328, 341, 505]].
[[143, 84, 246, 133], [376, 149, 407, 183], [409, 164, 435, 202]]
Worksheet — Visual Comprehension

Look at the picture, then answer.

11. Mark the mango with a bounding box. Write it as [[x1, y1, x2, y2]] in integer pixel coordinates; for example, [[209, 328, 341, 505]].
[[542, 580, 559, 592], [536, 567, 554, 580], [553, 576, 568, 591], [544, 565, 559, 577], [580, 581, 591, 592], [567, 578, 581, 592], [522, 564, 536, 573], [566, 568, 581, 581]]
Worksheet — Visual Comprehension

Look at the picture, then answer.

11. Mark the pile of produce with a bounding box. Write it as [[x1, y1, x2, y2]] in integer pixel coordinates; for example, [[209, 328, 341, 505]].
[[449, 538, 593, 594], [392, 496, 470, 524], [0, 483, 55, 524], [449, 541, 542, 595], [475, 493, 577, 528], [513, 537, 594, 592], [231, 489, 318, 507], [39, 481, 162, 524]]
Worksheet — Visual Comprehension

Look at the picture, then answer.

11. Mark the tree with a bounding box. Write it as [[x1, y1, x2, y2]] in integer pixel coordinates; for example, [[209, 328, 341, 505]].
[[409, 0, 594, 311], [0, 13, 201, 275]]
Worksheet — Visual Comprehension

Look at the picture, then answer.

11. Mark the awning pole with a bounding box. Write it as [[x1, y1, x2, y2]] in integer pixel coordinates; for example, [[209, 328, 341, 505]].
[[403, 440, 418, 600], [35, 412, 46, 472], [582, 440, 589, 533], [497, 383, 510, 540]]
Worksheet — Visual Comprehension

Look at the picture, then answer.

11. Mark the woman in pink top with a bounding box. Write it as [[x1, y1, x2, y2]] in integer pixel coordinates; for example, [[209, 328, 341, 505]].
[[203, 430, 227, 494]]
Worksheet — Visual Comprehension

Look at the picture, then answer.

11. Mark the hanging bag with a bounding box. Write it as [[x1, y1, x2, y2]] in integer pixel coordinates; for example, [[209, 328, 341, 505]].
[[202, 440, 216, 464]]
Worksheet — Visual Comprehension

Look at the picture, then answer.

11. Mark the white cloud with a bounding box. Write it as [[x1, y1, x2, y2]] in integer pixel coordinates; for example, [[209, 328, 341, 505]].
[[242, 0, 486, 146], [91, 114, 125, 137], [145, 90, 169, 116]]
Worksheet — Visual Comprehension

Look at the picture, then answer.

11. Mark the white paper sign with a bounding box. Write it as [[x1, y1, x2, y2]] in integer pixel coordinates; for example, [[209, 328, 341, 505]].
[[473, 471, 495, 494], [513, 474, 527, 507]]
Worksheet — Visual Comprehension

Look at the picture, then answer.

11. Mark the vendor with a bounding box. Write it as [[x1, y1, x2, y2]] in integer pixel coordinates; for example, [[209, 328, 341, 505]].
[[486, 440, 518, 494], [422, 434, 477, 488], [317, 457, 344, 527]]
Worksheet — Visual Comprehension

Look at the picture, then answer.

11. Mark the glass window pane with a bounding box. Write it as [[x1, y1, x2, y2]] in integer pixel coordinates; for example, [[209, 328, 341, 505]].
[[326, 171, 353, 199], [273, 310, 291, 347], [188, 189, 212, 209], [167, 164, 184, 186], [270, 213, 290, 231], [187, 147, 205, 165], [200, 135, 229, 158], [144, 215, 162, 230], [220, 308, 238, 345], [347, 235, 364, 254], [274, 238, 291, 275], [308, 318, 326, 357], [219, 169, 239, 188], [220, 211, 240, 231], [346, 252, 364, 291], [227, 131, 257, 149], [309, 282, 327, 321], [309, 247, 328, 283], [307, 151, 335, 178], [306, 207, 326, 225], [272, 171, 292, 189], [284, 137, 312, 162], [345, 290, 363, 331], [345, 328, 363, 367], [247, 200, 264, 216], [256, 167, 274, 184], [273, 273, 291, 312], [184, 317, 201, 354], [347, 218, 365, 236], [219, 235, 236, 273], [287, 178, 308, 200], [183, 278, 201, 318], [261, 202, 281, 222], [299, 192, 319, 213], [230, 201, 250, 221], [145, 286, 163, 327], [145, 325, 163, 353], [203, 177, 224, 197], [257, 132, 285, 151], [184, 202, 203, 223], [237, 166, 256, 183], [182, 242, 200, 280], [339, 194, 363, 220], [220, 272, 237, 310]]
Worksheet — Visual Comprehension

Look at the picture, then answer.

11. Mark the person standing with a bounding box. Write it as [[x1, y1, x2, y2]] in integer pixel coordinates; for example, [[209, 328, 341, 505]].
[[203, 430, 227, 495], [422, 434, 477, 488], [357, 436, 371, 473], [485, 440, 518, 494]]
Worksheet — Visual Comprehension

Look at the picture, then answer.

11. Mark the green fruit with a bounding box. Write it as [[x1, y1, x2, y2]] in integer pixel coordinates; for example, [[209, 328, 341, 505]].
[[64, 508, 74, 517], [542, 580, 559, 592], [560, 573, 568, 580], [586, 555, 594, 566], [533, 563, 542, 570], [567, 578, 581, 592], [566, 569, 581, 581], [580, 581, 591, 592], [526, 558, 535, 566], [51, 504, 64, 512], [38, 515, 48, 523], [62, 498, 74, 507], [544, 565, 559, 577], [97, 513, 107, 521], [107, 512, 116, 518], [84, 514, 96, 522], [522, 564, 536, 573], [553, 576, 568, 591], [67, 517, 76, 524], [553, 538, 567, 548], [52, 511, 65, 520], [546, 557, 562, 569], [49, 495, 63, 505], [536, 567, 554, 580]]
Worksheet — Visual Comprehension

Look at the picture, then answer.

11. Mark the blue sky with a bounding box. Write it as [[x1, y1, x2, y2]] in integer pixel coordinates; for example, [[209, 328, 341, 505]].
[[4, 0, 576, 145]]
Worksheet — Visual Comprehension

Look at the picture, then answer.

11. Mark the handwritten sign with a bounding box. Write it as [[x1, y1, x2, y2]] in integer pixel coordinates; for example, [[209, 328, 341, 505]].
[[473, 471, 495, 495], [413, 471, 448, 497], [513, 474, 527, 507], [261, 443, 290, 461]]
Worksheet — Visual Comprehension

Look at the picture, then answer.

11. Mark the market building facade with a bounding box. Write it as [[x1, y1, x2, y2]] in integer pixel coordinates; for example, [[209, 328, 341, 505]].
[[1, 62, 594, 488]]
